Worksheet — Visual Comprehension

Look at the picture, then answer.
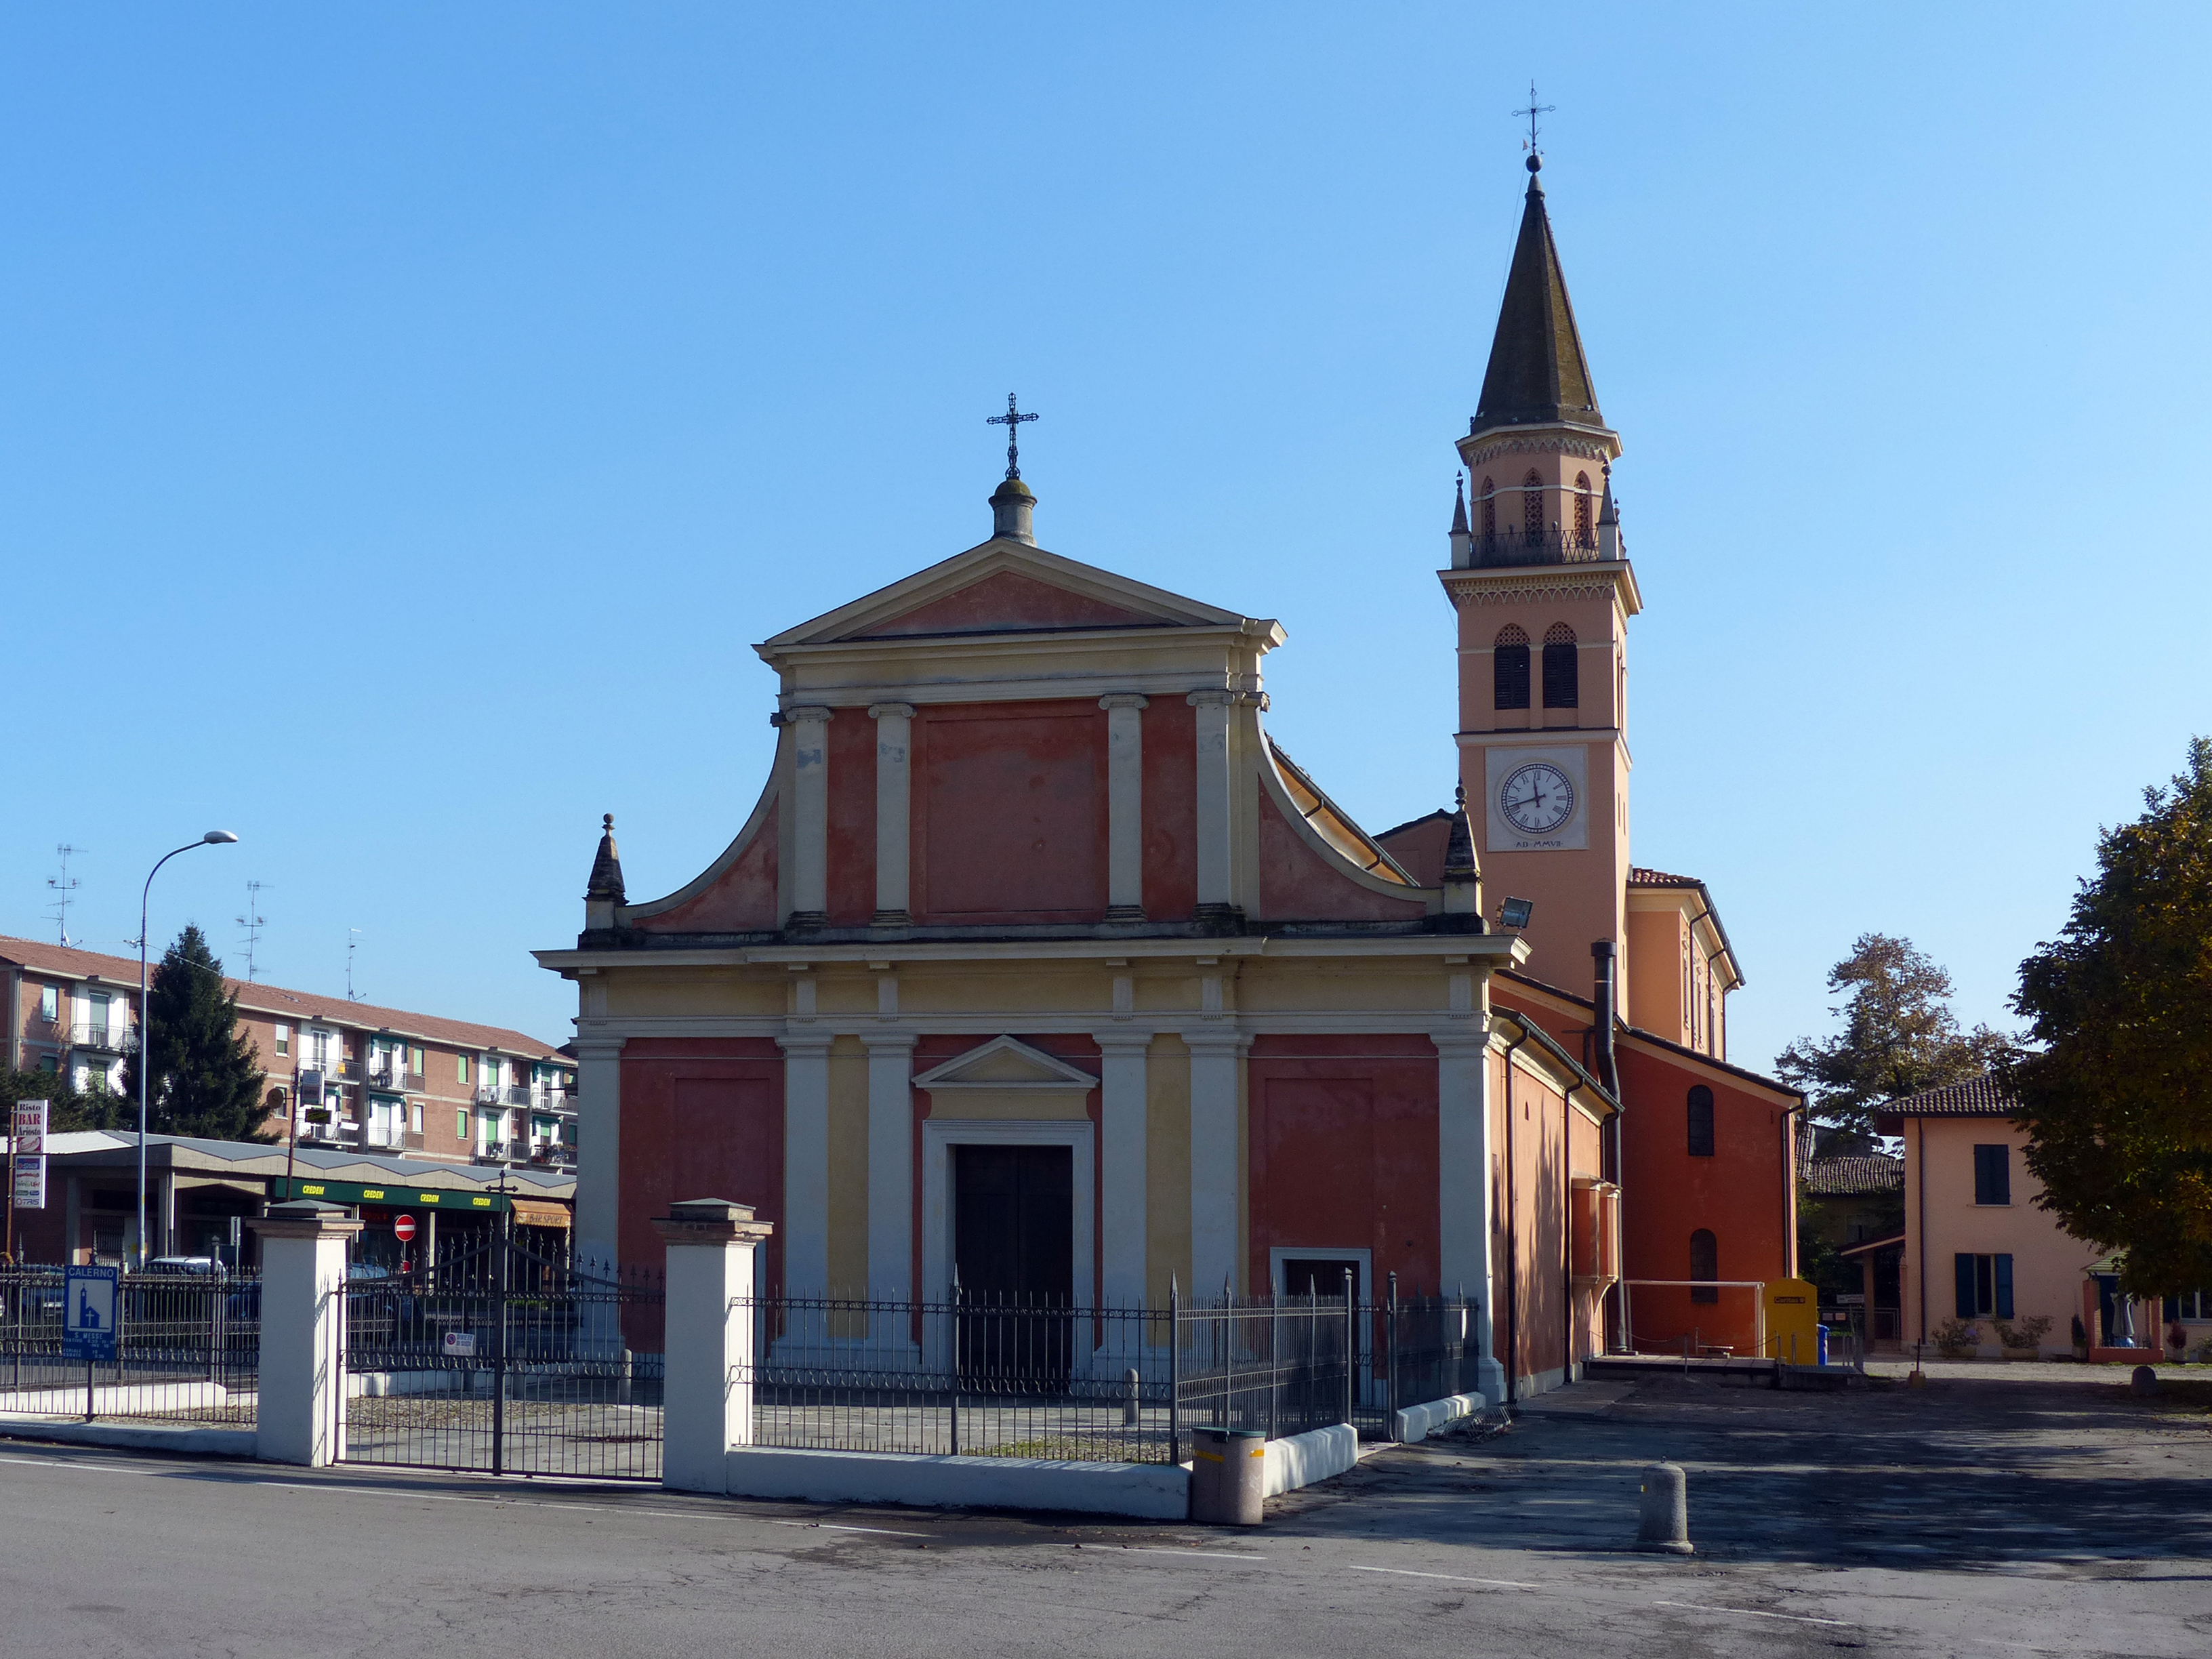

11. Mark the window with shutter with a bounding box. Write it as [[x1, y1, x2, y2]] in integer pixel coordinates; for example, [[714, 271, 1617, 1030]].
[[1542, 623, 1578, 708], [1973, 1144, 2011, 1205], [1686, 1086, 1715, 1157], [1690, 1229, 1718, 1303], [1494, 625, 1530, 710], [1955, 1253, 1978, 1318]]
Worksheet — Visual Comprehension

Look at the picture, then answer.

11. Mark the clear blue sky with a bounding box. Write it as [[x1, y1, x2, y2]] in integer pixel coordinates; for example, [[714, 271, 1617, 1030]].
[[4, 5, 2207, 1071]]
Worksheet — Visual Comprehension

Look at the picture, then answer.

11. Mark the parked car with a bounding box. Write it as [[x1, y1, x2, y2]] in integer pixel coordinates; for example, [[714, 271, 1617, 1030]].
[[144, 1256, 228, 1279]]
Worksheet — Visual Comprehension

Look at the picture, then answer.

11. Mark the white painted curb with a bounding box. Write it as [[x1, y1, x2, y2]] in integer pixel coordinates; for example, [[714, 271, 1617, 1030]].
[[722, 1445, 1191, 1519], [1389, 1393, 1486, 1443], [1262, 1423, 1360, 1496], [0, 1415, 257, 1458]]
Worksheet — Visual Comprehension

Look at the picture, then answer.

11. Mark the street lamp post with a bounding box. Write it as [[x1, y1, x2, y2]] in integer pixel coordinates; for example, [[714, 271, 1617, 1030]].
[[136, 831, 239, 1269]]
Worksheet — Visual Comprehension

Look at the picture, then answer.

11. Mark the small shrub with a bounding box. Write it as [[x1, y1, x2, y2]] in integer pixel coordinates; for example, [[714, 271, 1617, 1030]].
[[1999, 1315, 2053, 1351], [1934, 1317, 1981, 1355]]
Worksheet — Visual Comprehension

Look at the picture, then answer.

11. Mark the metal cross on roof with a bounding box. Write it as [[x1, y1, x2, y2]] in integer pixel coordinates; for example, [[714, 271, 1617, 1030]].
[[1513, 81, 1555, 154], [986, 392, 1038, 480]]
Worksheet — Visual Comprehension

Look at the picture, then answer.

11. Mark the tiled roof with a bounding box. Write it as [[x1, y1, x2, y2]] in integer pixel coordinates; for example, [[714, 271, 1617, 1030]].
[[1878, 1073, 2020, 1120], [0, 934, 568, 1062], [1627, 867, 1703, 888], [1800, 1153, 1904, 1195]]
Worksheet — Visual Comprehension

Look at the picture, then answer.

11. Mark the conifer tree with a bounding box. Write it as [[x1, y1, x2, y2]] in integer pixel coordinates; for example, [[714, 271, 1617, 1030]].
[[121, 924, 272, 1143], [1778, 934, 2007, 1142], [2006, 739, 2212, 1298]]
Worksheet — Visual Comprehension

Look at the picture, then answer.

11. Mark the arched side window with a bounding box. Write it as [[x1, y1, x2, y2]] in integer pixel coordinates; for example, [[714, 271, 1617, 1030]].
[[1574, 472, 1593, 545], [1542, 622, 1578, 709], [1493, 623, 1530, 711], [1687, 1085, 1715, 1158], [1690, 1229, 1719, 1303], [1522, 469, 1544, 538], [1479, 476, 1496, 539]]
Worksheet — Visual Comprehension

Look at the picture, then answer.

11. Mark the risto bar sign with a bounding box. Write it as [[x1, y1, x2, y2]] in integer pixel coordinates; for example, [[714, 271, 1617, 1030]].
[[270, 1175, 504, 1211]]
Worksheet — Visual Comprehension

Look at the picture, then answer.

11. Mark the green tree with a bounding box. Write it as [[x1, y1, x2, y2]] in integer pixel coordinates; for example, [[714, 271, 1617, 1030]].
[[119, 924, 272, 1143], [2005, 738, 2212, 1298], [0, 1066, 127, 1133], [1777, 933, 2007, 1141]]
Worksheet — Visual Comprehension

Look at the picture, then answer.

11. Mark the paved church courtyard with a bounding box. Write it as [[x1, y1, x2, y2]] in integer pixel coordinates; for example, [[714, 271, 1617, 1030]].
[[3, 1366, 2206, 1656]]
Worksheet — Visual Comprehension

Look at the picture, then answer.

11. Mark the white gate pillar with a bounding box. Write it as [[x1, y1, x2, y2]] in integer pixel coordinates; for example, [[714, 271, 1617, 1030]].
[[654, 1198, 776, 1494], [247, 1200, 363, 1467]]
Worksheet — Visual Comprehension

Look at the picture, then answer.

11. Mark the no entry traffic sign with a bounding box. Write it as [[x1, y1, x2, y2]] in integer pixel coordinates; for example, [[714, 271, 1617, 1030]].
[[393, 1214, 416, 1243]]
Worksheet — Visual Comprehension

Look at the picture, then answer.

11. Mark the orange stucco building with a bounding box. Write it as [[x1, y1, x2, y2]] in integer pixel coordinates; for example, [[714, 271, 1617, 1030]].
[[540, 152, 1796, 1395]]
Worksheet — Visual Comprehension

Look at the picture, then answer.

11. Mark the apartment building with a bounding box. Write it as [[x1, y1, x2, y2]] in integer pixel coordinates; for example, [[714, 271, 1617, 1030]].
[[1, 936, 576, 1172]]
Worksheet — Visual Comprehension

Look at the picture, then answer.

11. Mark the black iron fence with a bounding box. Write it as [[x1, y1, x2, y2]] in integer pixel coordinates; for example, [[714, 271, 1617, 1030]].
[[738, 1278, 1483, 1465], [0, 1265, 259, 1425], [338, 1227, 663, 1479]]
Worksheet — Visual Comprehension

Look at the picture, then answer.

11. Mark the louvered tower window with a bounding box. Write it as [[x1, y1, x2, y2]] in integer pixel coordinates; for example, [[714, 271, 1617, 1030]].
[[1493, 624, 1530, 710], [1522, 470, 1544, 537], [1574, 472, 1593, 545], [1479, 477, 1496, 539], [1542, 623, 1578, 708]]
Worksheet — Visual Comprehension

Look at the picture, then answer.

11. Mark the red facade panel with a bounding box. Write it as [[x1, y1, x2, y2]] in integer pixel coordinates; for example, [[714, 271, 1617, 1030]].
[[1139, 697, 1198, 920], [825, 710, 878, 925], [911, 701, 1109, 923], [1245, 1035, 1441, 1298], [1255, 790, 1430, 922]]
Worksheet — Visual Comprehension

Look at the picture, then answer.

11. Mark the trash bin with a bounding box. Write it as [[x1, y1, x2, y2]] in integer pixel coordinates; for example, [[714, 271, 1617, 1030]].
[[1189, 1426, 1266, 1525], [1816, 1324, 1830, 1367]]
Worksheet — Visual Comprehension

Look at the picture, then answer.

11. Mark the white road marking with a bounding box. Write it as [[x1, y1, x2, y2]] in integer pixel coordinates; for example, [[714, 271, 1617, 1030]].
[[1347, 1564, 1538, 1590], [1122, 1547, 1267, 1563], [1653, 1600, 1851, 1627]]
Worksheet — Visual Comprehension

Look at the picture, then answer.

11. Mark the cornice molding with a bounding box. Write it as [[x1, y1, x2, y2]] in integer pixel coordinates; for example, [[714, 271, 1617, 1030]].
[[1457, 432, 1617, 468], [1442, 577, 1623, 608]]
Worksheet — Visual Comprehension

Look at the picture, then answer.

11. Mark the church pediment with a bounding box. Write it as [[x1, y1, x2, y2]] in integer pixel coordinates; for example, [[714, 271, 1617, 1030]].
[[911, 1036, 1099, 1091], [760, 541, 1248, 651]]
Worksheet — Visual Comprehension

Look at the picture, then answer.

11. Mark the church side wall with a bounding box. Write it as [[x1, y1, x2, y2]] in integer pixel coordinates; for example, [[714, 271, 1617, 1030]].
[[1493, 1051, 1572, 1393]]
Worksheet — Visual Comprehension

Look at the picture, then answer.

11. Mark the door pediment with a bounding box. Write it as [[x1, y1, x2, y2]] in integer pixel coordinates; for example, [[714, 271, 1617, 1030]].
[[911, 1036, 1099, 1092]]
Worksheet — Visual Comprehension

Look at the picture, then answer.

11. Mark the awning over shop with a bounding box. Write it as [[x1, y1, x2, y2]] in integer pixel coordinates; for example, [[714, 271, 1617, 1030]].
[[510, 1197, 571, 1229]]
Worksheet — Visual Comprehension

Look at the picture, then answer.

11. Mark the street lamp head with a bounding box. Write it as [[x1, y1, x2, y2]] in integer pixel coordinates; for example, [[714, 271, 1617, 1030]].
[[203, 831, 240, 844]]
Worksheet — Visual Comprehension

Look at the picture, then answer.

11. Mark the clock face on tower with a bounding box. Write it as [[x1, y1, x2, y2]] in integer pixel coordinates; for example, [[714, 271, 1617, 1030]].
[[1500, 762, 1576, 836]]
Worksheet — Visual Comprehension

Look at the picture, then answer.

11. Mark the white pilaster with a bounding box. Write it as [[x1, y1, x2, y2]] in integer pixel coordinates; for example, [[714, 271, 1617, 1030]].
[[868, 702, 914, 923], [1187, 1029, 1248, 1302], [777, 1033, 833, 1296], [571, 1033, 625, 1274], [1092, 1031, 1151, 1307], [1099, 695, 1149, 918], [786, 705, 834, 924], [653, 1200, 774, 1494], [1186, 690, 1235, 912], [1434, 1026, 1506, 1404], [248, 1202, 363, 1467], [863, 1031, 918, 1307]]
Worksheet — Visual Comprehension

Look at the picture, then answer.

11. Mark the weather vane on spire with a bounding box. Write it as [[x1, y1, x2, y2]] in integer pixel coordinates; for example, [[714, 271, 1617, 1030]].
[[987, 392, 1038, 481], [1513, 81, 1555, 156]]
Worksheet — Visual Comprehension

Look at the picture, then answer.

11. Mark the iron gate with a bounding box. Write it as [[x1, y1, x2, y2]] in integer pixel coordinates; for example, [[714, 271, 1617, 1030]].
[[337, 1223, 663, 1479]]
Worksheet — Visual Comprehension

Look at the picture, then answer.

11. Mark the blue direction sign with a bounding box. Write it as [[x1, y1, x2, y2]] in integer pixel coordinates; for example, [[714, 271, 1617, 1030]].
[[62, 1265, 119, 1364]]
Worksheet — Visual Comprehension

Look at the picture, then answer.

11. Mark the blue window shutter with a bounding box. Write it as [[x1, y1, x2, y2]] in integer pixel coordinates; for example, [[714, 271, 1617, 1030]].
[[1995, 1255, 2014, 1319], [1954, 1254, 1977, 1318]]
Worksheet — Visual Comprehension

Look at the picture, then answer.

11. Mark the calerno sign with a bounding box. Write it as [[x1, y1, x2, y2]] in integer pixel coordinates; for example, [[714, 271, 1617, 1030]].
[[63, 1265, 119, 1364], [12, 1099, 48, 1210]]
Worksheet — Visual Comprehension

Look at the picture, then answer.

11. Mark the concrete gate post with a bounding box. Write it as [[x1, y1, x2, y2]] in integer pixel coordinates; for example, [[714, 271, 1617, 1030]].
[[653, 1199, 776, 1494], [247, 1200, 363, 1467]]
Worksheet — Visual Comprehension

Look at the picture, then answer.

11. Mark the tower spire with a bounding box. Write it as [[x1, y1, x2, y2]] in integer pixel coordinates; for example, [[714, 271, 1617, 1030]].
[[1471, 152, 1606, 436]]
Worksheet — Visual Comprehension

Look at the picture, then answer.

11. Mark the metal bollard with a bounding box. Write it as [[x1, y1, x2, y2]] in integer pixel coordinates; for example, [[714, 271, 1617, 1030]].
[[1190, 1426, 1266, 1526], [1636, 1462, 1693, 1554], [1123, 1367, 1142, 1427], [2131, 1365, 2158, 1397]]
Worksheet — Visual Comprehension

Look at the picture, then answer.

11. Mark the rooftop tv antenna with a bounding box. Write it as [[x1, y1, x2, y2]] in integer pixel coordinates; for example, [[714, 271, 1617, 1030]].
[[45, 845, 85, 946], [236, 880, 271, 981], [347, 928, 365, 1002]]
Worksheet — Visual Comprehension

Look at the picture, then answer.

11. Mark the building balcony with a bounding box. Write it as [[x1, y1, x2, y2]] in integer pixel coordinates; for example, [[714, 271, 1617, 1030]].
[[473, 1085, 503, 1106], [367, 1061, 406, 1090], [69, 1023, 138, 1054], [1463, 528, 1607, 570]]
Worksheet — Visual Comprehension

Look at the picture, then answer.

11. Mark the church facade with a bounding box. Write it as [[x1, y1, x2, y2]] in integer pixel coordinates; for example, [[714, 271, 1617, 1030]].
[[538, 155, 1795, 1395]]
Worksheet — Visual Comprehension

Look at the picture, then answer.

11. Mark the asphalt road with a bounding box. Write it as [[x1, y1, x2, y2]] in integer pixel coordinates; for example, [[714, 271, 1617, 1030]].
[[2, 1368, 2206, 1658]]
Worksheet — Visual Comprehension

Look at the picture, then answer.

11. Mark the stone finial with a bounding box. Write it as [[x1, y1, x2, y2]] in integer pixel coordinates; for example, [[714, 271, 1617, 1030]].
[[1449, 474, 1473, 569], [1441, 785, 1483, 923], [586, 813, 626, 905]]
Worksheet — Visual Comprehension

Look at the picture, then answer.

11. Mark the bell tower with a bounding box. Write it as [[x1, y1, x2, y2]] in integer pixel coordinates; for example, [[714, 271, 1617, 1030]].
[[1442, 152, 1642, 1002]]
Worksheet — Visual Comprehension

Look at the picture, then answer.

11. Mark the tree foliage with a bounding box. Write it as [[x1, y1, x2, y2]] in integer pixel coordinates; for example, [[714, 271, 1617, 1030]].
[[1776, 933, 2007, 1140], [0, 1067, 128, 1133], [2005, 738, 2212, 1298], [119, 924, 273, 1144]]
